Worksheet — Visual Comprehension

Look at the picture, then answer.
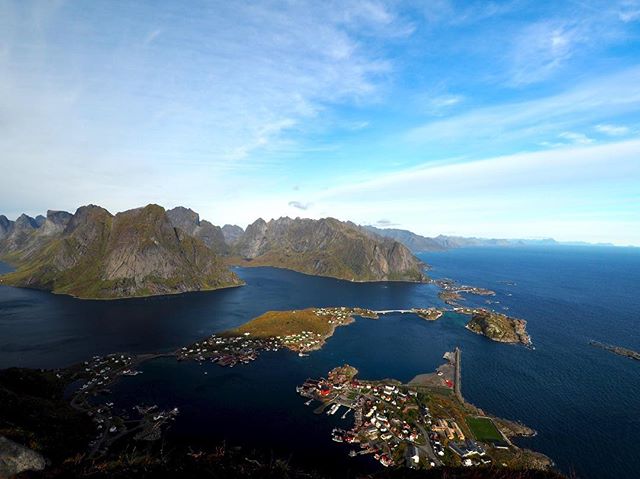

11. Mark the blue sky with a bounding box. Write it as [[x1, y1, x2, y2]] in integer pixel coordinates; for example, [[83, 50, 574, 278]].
[[1, 1, 639, 244]]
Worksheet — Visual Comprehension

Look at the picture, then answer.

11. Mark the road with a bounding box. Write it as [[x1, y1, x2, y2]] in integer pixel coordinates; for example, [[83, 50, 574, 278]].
[[416, 424, 442, 466]]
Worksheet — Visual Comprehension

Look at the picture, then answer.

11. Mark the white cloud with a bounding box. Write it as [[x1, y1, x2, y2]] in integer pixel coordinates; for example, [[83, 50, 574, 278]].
[[302, 139, 640, 245], [0, 1, 408, 216], [558, 131, 594, 145], [406, 67, 640, 149], [595, 123, 631, 136]]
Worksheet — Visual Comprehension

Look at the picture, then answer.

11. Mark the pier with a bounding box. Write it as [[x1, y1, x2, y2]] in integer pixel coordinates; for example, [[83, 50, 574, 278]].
[[454, 347, 463, 403]]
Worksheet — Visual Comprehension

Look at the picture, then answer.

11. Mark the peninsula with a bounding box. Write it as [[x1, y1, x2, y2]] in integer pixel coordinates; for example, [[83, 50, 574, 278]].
[[297, 350, 551, 470]]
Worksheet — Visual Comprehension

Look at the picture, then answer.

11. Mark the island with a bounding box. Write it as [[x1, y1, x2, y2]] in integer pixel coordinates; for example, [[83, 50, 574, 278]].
[[296, 349, 551, 470], [176, 307, 380, 366], [461, 309, 531, 346], [176, 304, 531, 368], [589, 340, 640, 361], [433, 278, 496, 306]]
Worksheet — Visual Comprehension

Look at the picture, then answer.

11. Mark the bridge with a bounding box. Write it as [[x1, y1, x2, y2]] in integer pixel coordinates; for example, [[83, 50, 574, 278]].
[[374, 309, 415, 314]]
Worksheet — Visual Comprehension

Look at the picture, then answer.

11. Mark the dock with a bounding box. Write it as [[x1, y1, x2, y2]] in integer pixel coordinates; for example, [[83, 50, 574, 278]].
[[454, 347, 463, 403]]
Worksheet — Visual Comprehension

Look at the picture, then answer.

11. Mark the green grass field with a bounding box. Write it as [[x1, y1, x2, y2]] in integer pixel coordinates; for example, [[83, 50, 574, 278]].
[[228, 309, 335, 338], [466, 416, 504, 443]]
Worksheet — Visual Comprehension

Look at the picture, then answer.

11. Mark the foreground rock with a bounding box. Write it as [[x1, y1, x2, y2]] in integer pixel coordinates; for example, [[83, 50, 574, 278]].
[[464, 309, 531, 346], [0, 204, 243, 299], [232, 217, 426, 282], [0, 436, 46, 477]]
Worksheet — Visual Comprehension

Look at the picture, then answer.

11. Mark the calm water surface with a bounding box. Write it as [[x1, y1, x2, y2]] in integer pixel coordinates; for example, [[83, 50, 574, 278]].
[[0, 247, 638, 478]]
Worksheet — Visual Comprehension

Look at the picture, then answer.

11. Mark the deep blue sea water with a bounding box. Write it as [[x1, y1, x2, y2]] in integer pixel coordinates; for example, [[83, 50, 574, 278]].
[[0, 246, 638, 478]]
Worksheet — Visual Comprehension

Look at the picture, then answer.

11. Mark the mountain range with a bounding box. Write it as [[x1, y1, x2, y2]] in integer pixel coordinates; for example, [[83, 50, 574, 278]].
[[0, 205, 426, 299], [362, 225, 614, 252], [0, 205, 242, 299]]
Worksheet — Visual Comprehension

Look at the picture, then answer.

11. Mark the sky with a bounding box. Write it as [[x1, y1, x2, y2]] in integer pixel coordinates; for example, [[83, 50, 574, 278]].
[[1, 1, 639, 245]]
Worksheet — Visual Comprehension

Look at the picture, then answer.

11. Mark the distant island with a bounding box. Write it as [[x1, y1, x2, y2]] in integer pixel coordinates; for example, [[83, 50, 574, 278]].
[[0, 205, 426, 299], [589, 340, 640, 361]]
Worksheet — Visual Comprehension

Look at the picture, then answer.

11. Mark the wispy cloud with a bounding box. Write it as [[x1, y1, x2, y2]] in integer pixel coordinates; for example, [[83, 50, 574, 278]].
[[558, 131, 594, 145], [0, 0, 408, 215], [508, 20, 588, 85], [617, 0, 640, 22], [310, 139, 640, 244], [406, 67, 640, 152], [595, 123, 631, 136]]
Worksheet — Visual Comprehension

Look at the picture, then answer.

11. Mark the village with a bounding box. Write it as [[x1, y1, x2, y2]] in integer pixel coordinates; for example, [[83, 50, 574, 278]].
[[176, 307, 380, 366], [66, 353, 179, 457], [296, 351, 532, 470]]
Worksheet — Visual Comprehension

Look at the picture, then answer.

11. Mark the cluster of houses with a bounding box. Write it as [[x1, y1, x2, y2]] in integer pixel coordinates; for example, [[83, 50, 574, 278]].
[[70, 354, 180, 457], [176, 334, 279, 366], [297, 367, 431, 468], [297, 364, 502, 470], [76, 354, 137, 397]]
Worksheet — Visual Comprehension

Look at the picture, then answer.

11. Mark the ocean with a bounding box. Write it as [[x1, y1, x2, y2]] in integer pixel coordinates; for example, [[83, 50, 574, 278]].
[[0, 246, 638, 478]]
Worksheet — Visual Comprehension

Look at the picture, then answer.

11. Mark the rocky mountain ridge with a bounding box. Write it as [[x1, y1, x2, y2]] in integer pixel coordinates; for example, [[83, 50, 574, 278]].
[[0, 205, 242, 299], [232, 216, 426, 282], [0, 206, 428, 296]]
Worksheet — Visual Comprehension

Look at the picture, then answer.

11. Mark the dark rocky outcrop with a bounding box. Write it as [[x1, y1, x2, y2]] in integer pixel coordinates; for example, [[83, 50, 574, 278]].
[[233, 217, 426, 282]]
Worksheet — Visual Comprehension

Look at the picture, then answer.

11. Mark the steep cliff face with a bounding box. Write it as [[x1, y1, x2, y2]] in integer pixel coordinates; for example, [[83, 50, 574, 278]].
[[0, 214, 40, 252], [0, 204, 242, 299], [0, 215, 12, 240], [221, 224, 244, 246], [166, 207, 229, 254], [233, 217, 426, 282]]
